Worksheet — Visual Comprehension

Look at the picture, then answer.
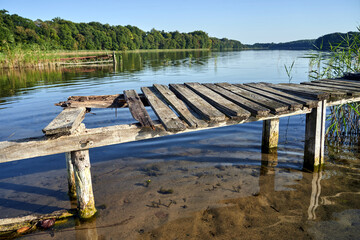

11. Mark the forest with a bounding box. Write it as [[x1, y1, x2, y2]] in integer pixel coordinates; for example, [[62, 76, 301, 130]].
[[0, 10, 242, 51], [246, 31, 359, 50]]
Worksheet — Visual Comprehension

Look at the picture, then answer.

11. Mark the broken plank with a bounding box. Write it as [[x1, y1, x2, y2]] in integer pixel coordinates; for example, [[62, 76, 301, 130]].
[[185, 82, 251, 120], [246, 83, 319, 108], [42, 107, 86, 135], [56, 94, 149, 108], [141, 87, 186, 132], [216, 83, 288, 114], [153, 84, 207, 128], [169, 84, 226, 122], [239, 84, 303, 111], [203, 83, 270, 117], [124, 90, 154, 129]]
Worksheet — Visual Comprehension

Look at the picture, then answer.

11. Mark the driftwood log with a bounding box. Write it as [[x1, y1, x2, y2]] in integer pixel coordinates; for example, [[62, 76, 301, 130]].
[[0, 209, 75, 238]]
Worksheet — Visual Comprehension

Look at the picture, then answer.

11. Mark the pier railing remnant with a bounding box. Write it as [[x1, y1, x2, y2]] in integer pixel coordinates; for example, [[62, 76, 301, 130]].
[[1, 75, 360, 219]]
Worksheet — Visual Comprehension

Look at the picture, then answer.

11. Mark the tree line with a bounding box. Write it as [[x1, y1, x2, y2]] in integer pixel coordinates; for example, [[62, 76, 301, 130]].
[[0, 10, 242, 51], [245, 31, 359, 51]]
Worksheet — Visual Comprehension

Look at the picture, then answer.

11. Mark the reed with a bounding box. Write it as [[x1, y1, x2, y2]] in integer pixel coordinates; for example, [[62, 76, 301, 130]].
[[306, 27, 360, 141], [0, 44, 61, 69]]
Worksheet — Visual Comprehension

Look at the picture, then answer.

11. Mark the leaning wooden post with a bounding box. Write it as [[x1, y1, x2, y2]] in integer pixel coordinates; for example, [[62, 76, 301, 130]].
[[112, 51, 117, 70], [65, 152, 76, 199], [261, 118, 279, 153], [71, 150, 97, 219], [304, 100, 327, 171]]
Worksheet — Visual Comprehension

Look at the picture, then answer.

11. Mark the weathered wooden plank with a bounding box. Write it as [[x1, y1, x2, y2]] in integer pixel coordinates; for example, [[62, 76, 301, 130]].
[[203, 83, 270, 117], [216, 83, 288, 114], [42, 108, 86, 135], [238, 84, 303, 111], [141, 87, 186, 132], [56, 94, 149, 108], [315, 79, 360, 90], [263, 83, 329, 100], [169, 84, 226, 122], [185, 82, 251, 120], [153, 84, 207, 128], [124, 90, 154, 129], [300, 82, 359, 97], [280, 83, 345, 99], [246, 83, 319, 108], [0, 108, 316, 163]]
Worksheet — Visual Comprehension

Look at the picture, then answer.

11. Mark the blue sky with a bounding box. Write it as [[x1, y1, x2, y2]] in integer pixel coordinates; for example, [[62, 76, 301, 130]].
[[1, 0, 359, 44]]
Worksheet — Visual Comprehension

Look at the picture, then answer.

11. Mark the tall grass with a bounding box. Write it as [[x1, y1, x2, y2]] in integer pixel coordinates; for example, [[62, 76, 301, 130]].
[[0, 44, 61, 68], [306, 27, 360, 142]]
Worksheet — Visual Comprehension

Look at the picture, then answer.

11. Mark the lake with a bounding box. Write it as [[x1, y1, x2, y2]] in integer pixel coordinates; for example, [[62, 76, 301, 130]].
[[0, 50, 359, 239]]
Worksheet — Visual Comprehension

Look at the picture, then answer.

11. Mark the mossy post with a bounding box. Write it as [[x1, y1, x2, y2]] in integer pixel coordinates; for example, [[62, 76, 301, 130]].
[[71, 150, 97, 219], [65, 152, 76, 199], [304, 100, 326, 171], [261, 118, 279, 153]]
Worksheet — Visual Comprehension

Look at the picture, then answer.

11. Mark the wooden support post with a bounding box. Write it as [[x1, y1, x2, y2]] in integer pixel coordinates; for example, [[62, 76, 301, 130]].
[[261, 118, 279, 153], [304, 100, 326, 171], [71, 150, 97, 219], [65, 152, 76, 199], [112, 51, 117, 71]]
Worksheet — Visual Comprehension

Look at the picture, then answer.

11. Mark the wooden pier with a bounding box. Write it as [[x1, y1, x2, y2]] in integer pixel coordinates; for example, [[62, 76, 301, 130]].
[[57, 52, 116, 67], [1, 73, 360, 219]]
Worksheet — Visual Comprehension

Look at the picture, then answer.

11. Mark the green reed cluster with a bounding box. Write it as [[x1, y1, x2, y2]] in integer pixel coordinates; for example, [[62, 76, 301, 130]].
[[306, 27, 360, 141], [0, 44, 60, 68]]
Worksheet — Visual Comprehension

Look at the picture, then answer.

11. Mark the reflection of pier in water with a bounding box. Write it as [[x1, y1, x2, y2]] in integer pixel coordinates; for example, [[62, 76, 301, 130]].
[[260, 151, 322, 221]]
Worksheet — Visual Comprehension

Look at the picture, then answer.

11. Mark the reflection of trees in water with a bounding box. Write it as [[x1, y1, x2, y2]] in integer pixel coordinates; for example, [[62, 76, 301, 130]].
[[0, 66, 113, 99], [117, 50, 211, 73], [0, 50, 213, 100]]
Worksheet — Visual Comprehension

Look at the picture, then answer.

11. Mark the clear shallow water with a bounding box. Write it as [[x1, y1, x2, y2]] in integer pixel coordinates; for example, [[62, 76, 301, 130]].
[[0, 50, 359, 239]]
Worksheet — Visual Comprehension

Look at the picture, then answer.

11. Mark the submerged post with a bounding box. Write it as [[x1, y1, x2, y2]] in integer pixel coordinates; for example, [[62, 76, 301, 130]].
[[71, 150, 97, 219], [65, 152, 76, 199], [304, 100, 326, 171], [261, 118, 279, 153]]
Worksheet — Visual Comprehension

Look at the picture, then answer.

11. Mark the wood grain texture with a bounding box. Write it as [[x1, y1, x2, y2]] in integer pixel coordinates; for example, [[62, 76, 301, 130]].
[[238, 84, 303, 111], [317, 79, 360, 88], [203, 83, 270, 117], [216, 83, 288, 114], [169, 84, 225, 122], [42, 107, 86, 135], [124, 90, 154, 129], [142, 87, 186, 132], [56, 94, 149, 108], [245, 83, 319, 108], [263, 83, 329, 100], [153, 84, 207, 128], [299, 82, 353, 98], [185, 82, 251, 120]]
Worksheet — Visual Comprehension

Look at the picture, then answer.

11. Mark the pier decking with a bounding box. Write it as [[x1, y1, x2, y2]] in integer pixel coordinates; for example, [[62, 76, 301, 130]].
[[0, 74, 360, 219]]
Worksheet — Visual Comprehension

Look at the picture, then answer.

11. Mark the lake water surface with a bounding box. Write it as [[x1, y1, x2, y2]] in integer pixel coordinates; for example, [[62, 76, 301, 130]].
[[0, 50, 359, 239]]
